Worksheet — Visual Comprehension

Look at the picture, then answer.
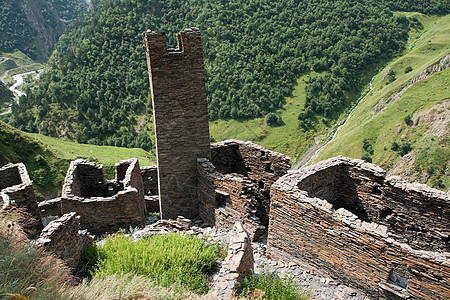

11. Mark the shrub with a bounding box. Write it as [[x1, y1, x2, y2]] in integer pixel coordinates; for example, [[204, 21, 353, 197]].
[[386, 69, 396, 84], [404, 114, 413, 126], [404, 66, 413, 73], [265, 113, 283, 126], [391, 141, 399, 151], [240, 271, 310, 300], [398, 142, 413, 156], [361, 152, 372, 163], [362, 138, 374, 155], [83, 233, 223, 294]]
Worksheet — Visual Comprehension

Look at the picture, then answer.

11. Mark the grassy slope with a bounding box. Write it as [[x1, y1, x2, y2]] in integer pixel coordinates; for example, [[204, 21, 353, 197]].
[[312, 13, 450, 189], [0, 121, 155, 199], [210, 72, 333, 160]]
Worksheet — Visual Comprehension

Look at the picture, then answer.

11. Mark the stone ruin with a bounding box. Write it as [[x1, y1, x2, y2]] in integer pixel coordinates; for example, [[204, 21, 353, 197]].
[[0, 163, 90, 272], [0, 27, 448, 299], [35, 212, 91, 269], [267, 156, 450, 299], [141, 28, 449, 299], [140, 165, 159, 213], [143, 27, 211, 220], [198, 139, 290, 240], [39, 158, 147, 235], [0, 163, 43, 238]]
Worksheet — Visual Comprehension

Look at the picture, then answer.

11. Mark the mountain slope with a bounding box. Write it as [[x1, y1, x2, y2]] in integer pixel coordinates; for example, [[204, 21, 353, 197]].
[[0, 0, 87, 61], [10, 0, 416, 148], [311, 13, 450, 191]]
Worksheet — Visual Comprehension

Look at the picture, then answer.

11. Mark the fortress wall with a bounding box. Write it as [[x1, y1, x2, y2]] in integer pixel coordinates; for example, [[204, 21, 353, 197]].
[[143, 28, 210, 219], [61, 190, 144, 235], [0, 164, 23, 189], [268, 156, 450, 299], [140, 165, 158, 196], [209, 140, 290, 227]]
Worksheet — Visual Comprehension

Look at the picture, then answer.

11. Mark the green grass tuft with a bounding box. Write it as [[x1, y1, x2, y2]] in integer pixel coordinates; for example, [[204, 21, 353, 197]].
[[82, 233, 223, 294], [240, 272, 310, 300]]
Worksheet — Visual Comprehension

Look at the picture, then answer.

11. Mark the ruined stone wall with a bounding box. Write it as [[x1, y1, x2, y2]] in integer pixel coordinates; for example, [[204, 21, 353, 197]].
[[143, 28, 211, 220], [207, 140, 290, 228], [117, 159, 146, 220], [0, 163, 43, 238], [62, 159, 106, 198], [268, 156, 450, 299], [212, 221, 254, 298], [141, 165, 160, 213], [198, 158, 266, 240], [0, 165, 22, 189], [140, 165, 158, 196], [296, 157, 449, 251], [36, 212, 91, 269], [60, 159, 146, 235]]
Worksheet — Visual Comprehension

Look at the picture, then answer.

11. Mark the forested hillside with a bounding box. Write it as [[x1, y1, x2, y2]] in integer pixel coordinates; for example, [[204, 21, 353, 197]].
[[311, 13, 450, 190], [0, 0, 87, 61], [7, 0, 447, 149], [0, 82, 13, 104]]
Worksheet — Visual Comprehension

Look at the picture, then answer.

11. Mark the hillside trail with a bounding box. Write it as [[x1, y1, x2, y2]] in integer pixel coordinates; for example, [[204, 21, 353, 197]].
[[293, 78, 374, 170]]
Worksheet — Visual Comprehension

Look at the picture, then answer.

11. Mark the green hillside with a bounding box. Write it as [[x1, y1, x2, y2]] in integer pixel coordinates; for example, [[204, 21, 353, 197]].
[[0, 82, 13, 105], [0, 0, 87, 61], [0, 121, 154, 200], [9, 0, 432, 149], [311, 13, 450, 190]]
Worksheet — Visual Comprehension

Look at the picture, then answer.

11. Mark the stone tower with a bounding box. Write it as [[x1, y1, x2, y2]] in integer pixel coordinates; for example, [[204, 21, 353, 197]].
[[143, 28, 211, 219]]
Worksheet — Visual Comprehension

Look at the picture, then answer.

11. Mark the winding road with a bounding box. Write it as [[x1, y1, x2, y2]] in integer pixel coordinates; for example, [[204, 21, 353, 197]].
[[0, 68, 44, 115]]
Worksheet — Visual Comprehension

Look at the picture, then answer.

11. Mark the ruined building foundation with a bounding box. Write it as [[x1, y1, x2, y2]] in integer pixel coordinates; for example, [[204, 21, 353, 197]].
[[39, 158, 146, 235], [143, 28, 211, 219]]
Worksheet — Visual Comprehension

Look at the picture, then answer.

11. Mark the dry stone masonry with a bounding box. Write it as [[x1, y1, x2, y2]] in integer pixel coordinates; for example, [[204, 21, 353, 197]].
[[35, 212, 91, 270], [143, 27, 211, 220], [212, 221, 254, 298], [267, 156, 450, 300], [0, 163, 43, 238], [140, 165, 159, 213], [40, 158, 146, 235], [197, 140, 290, 240]]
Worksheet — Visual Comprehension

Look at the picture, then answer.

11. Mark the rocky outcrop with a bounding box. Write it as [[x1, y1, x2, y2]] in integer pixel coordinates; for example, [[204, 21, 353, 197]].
[[373, 54, 450, 116]]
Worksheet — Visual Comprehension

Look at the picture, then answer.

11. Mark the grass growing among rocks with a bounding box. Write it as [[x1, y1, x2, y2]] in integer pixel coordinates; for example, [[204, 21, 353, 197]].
[[240, 272, 310, 300], [81, 233, 223, 294]]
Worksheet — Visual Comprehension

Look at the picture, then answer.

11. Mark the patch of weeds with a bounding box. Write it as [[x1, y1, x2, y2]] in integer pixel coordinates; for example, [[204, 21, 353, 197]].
[[82, 233, 223, 294], [240, 271, 310, 300]]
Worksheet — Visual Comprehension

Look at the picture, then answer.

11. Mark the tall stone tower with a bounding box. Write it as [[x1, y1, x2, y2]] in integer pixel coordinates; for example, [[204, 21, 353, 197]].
[[143, 28, 211, 219]]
